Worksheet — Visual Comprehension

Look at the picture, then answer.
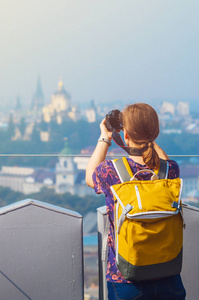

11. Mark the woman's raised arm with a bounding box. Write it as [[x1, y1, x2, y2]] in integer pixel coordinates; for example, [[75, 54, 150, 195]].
[[85, 119, 112, 188]]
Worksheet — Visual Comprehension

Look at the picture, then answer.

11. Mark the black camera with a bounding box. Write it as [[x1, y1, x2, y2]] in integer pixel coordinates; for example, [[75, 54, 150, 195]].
[[105, 109, 123, 132]]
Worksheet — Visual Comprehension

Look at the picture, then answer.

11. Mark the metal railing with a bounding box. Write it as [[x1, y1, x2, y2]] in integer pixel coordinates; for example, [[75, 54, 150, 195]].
[[0, 154, 198, 157]]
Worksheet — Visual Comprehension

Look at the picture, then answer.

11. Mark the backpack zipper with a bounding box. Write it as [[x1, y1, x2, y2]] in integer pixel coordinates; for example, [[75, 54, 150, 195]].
[[135, 185, 142, 209]]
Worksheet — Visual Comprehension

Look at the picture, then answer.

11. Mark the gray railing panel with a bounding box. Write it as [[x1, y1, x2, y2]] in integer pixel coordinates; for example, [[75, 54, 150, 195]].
[[98, 204, 199, 300], [97, 206, 108, 300], [0, 199, 84, 300], [181, 204, 199, 300]]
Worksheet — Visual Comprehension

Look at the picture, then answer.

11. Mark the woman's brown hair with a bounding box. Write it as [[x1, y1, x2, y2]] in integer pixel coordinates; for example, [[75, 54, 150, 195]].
[[123, 103, 160, 170]]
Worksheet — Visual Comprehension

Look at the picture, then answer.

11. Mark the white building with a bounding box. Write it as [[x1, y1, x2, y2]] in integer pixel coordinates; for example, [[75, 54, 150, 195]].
[[0, 166, 55, 194], [42, 80, 71, 124], [0, 166, 35, 193], [85, 100, 97, 123], [55, 157, 78, 194], [0, 156, 94, 197], [176, 102, 189, 116], [160, 102, 175, 116], [55, 156, 94, 197], [160, 101, 190, 118]]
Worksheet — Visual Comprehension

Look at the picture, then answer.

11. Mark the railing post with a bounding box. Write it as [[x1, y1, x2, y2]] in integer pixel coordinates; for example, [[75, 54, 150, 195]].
[[97, 206, 108, 300], [181, 203, 199, 299]]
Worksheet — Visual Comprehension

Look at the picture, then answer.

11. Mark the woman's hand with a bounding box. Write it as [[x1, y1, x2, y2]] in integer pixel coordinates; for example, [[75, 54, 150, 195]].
[[99, 118, 112, 141]]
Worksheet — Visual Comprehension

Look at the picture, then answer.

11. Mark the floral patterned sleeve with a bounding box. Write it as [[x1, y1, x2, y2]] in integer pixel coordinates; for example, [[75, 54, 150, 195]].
[[92, 161, 107, 194], [92, 160, 120, 195], [167, 160, 180, 179]]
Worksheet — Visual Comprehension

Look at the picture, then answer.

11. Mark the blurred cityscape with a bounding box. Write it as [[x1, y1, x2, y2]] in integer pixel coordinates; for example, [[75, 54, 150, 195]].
[[0, 77, 198, 299]]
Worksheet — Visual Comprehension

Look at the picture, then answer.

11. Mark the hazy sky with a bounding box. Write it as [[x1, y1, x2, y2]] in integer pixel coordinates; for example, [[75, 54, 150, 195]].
[[0, 0, 198, 108]]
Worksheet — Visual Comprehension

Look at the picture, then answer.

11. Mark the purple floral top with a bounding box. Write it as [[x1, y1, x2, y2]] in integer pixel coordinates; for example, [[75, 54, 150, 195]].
[[92, 158, 179, 283]]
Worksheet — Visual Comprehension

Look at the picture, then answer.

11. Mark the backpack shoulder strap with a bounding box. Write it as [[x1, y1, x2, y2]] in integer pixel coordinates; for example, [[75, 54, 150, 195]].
[[158, 159, 169, 179], [112, 157, 169, 182], [112, 157, 133, 183]]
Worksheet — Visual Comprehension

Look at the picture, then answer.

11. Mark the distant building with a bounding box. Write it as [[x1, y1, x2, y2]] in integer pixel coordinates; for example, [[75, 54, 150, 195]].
[[24, 168, 55, 194], [85, 100, 97, 123], [74, 156, 90, 170], [51, 80, 71, 112], [55, 156, 94, 197], [23, 122, 34, 141], [40, 131, 50, 142], [177, 102, 189, 116], [0, 166, 55, 194], [160, 102, 175, 116], [68, 104, 81, 122], [31, 77, 45, 112], [42, 80, 71, 124], [12, 127, 22, 141], [0, 155, 94, 197], [160, 101, 190, 118], [0, 166, 34, 193], [15, 95, 22, 112], [55, 157, 77, 194]]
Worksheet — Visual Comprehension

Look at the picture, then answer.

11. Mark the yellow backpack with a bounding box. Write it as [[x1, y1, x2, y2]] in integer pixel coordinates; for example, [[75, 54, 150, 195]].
[[111, 157, 183, 281]]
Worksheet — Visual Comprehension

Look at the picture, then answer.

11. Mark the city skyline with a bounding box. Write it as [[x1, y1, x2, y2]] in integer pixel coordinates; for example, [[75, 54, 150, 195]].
[[0, 0, 198, 108]]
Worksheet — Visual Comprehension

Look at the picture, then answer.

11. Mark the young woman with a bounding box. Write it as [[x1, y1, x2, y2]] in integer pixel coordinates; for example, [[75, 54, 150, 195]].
[[86, 103, 186, 300]]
